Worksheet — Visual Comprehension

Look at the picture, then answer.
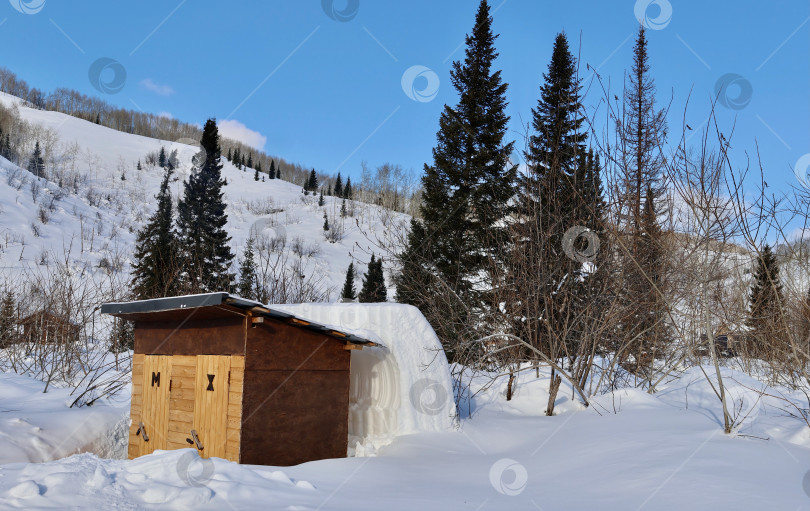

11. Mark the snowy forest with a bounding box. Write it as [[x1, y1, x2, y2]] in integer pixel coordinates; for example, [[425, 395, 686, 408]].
[[0, 1, 808, 509]]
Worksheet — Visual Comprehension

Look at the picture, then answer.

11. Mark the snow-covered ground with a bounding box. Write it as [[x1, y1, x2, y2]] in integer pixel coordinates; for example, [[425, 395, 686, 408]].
[[0, 93, 809, 510], [1, 362, 809, 509]]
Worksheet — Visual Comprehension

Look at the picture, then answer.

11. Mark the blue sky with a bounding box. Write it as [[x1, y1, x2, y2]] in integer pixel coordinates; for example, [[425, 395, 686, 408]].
[[1, 0, 808, 191]]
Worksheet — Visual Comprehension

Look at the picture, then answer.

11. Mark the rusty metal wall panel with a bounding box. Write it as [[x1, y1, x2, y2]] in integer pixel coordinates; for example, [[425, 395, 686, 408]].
[[135, 316, 246, 356], [239, 369, 350, 466], [245, 321, 350, 371]]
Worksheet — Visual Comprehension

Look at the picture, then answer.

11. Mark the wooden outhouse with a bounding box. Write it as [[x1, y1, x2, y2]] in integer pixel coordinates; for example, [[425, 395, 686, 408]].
[[101, 292, 376, 466]]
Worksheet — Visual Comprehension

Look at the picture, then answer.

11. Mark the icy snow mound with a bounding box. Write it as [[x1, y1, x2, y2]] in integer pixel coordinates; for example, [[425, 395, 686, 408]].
[[276, 303, 456, 453]]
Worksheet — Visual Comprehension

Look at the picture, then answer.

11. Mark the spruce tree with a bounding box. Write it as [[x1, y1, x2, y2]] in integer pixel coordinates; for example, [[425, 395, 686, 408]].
[[0, 290, 16, 348], [359, 255, 387, 303], [307, 169, 318, 192], [226, 148, 232, 162], [158, 147, 167, 168], [341, 263, 356, 301], [396, 0, 517, 348], [509, 31, 596, 382], [618, 25, 669, 361], [237, 237, 258, 300], [254, 167, 259, 181], [109, 318, 134, 353], [340, 198, 347, 217], [233, 148, 241, 169], [276, 165, 281, 180], [318, 190, 325, 206], [132, 167, 180, 299], [247, 153, 253, 170], [334, 172, 343, 197], [269, 160, 276, 179], [176, 119, 234, 293], [343, 177, 353, 200], [27, 141, 45, 178], [323, 211, 329, 231], [623, 25, 667, 228], [747, 244, 786, 348]]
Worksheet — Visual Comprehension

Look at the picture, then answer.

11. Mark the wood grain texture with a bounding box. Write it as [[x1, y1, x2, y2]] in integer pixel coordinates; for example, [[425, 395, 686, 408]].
[[193, 355, 231, 459], [131, 355, 171, 458]]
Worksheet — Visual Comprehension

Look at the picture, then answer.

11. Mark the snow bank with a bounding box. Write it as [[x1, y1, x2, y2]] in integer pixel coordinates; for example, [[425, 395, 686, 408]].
[[275, 303, 456, 454], [0, 372, 129, 464], [0, 449, 317, 510]]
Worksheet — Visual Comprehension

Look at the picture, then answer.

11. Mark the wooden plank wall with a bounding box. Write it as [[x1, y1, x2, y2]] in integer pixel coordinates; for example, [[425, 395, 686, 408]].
[[127, 354, 144, 459], [130, 354, 244, 463], [225, 356, 244, 462], [166, 355, 196, 451]]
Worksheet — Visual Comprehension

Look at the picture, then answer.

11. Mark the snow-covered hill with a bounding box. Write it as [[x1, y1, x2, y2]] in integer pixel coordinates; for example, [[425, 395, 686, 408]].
[[0, 91, 407, 300]]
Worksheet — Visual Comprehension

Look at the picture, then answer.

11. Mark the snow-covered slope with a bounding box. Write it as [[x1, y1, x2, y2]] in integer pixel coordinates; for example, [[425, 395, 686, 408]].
[[0, 91, 407, 299]]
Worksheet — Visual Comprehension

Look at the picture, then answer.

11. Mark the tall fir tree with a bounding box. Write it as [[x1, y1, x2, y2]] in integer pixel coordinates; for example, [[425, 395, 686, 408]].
[[237, 237, 258, 301], [132, 167, 180, 299], [269, 159, 276, 179], [343, 177, 353, 200], [396, 0, 516, 355], [307, 169, 318, 191], [158, 147, 167, 168], [247, 153, 253, 170], [341, 262, 357, 301], [176, 118, 235, 293], [623, 25, 667, 228], [747, 244, 786, 348], [334, 172, 343, 197], [359, 255, 387, 303], [508, 32, 598, 389], [28, 141, 45, 178], [618, 25, 670, 361], [254, 166, 259, 181], [0, 290, 16, 348]]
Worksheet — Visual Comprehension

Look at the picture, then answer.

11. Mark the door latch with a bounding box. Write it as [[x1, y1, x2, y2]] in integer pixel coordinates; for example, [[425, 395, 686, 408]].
[[136, 422, 149, 442], [186, 429, 204, 451]]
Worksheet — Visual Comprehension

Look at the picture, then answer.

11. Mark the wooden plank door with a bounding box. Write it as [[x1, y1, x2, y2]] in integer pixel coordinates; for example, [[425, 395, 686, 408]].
[[130, 355, 171, 458], [192, 355, 231, 459]]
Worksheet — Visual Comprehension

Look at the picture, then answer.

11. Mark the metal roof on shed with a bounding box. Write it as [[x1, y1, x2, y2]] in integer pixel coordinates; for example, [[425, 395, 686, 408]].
[[100, 292, 376, 346]]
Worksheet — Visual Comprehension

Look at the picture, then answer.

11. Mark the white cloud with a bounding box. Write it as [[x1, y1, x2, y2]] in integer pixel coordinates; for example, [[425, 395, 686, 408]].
[[140, 78, 175, 96], [218, 120, 267, 151]]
